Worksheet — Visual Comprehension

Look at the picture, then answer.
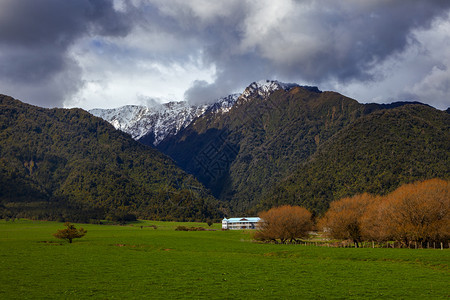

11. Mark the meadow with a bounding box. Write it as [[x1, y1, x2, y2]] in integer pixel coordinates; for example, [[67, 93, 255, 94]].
[[0, 219, 448, 299]]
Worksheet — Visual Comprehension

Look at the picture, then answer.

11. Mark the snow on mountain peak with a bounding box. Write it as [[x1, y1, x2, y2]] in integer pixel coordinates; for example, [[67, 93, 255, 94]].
[[240, 80, 301, 103], [90, 80, 319, 146], [207, 93, 240, 114]]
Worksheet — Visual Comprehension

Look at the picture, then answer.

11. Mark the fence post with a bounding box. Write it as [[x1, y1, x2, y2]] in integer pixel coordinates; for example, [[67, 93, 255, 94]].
[[441, 242, 443, 250]]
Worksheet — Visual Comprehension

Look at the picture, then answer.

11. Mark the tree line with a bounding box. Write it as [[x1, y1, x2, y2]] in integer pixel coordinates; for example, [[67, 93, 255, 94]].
[[255, 179, 449, 247]]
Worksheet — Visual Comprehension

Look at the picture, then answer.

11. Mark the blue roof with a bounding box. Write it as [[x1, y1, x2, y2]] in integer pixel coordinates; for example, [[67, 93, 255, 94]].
[[223, 217, 260, 222]]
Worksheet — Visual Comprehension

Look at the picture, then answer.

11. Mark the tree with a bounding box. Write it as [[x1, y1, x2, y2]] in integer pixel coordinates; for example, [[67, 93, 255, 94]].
[[254, 205, 313, 243], [319, 193, 375, 247], [361, 179, 449, 245], [53, 222, 87, 243]]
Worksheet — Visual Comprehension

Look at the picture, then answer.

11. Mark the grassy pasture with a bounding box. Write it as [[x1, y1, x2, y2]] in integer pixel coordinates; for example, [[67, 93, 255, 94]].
[[0, 219, 449, 299]]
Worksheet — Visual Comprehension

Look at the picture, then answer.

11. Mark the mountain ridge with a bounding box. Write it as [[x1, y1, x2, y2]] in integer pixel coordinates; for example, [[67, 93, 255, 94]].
[[90, 80, 437, 149], [89, 80, 320, 146], [0, 94, 224, 222]]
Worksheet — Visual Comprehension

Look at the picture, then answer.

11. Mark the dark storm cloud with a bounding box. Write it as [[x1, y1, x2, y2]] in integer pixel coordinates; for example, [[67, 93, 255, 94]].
[[178, 0, 450, 104], [0, 0, 132, 107]]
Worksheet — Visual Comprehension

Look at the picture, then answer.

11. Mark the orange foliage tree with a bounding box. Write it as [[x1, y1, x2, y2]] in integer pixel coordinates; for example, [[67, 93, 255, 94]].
[[319, 193, 375, 247], [254, 205, 313, 244], [359, 197, 390, 242]]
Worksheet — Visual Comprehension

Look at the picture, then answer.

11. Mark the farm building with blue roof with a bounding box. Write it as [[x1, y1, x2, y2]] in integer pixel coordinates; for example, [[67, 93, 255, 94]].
[[222, 217, 261, 230]]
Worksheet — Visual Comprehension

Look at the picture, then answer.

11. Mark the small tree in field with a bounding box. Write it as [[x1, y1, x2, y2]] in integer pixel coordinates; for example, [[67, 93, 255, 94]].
[[255, 205, 313, 244], [53, 222, 87, 243]]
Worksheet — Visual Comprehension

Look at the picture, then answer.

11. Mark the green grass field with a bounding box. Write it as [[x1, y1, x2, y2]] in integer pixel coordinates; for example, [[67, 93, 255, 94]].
[[0, 219, 448, 299]]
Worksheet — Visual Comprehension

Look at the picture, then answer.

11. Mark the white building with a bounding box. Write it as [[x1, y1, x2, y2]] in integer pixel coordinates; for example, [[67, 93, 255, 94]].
[[222, 217, 261, 230]]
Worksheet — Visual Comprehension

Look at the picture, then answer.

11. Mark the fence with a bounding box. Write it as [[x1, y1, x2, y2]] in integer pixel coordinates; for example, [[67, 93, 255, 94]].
[[266, 240, 449, 249]]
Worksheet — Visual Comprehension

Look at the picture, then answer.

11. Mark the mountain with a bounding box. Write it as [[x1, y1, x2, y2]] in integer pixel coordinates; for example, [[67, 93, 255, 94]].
[[87, 80, 449, 215], [89, 93, 240, 146], [156, 81, 449, 214], [0, 94, 224, 222]]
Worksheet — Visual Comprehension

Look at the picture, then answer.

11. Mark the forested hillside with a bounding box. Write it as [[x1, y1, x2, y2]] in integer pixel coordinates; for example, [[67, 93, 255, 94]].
[[0, 95, 223, 222], [259, 104, 450, 214]]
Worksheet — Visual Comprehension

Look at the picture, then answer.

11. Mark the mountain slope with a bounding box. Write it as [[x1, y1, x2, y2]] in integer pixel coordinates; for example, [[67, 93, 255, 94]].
[[260, 104, 450, 214], [0, 94, 223, 222]]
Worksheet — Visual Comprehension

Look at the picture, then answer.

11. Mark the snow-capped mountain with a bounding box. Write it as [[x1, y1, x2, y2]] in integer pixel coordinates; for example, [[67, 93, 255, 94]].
[[89, 80, 313, 145]]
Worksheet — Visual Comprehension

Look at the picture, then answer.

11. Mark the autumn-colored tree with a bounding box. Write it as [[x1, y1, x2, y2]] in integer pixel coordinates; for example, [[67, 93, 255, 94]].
[[254, 205, 313, 243], [319, 193, 375, 247], [53, 222, 87, 243], [362, 179, 449, 245]]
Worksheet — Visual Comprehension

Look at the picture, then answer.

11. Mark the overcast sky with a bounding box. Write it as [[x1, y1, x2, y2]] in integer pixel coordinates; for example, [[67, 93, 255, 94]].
[[0, 0, 449, 110]]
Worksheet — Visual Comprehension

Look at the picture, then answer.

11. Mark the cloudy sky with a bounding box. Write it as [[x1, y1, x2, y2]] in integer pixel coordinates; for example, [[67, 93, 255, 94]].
[[0, 0, 449, 110]]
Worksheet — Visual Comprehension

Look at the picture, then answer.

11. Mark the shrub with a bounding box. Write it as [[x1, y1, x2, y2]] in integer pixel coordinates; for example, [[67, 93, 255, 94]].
[[53, 222, 87, 243], [175, 226, 189, 231]]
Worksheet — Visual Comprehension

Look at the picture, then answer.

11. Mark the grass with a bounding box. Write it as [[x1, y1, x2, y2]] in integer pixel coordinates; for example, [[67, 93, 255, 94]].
[[0, 219, 449, 299]]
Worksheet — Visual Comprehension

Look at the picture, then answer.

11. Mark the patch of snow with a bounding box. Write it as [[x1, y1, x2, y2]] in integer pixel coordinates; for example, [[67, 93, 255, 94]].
[[239, 80, 300, 103], [90, 101, 209, 145]]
